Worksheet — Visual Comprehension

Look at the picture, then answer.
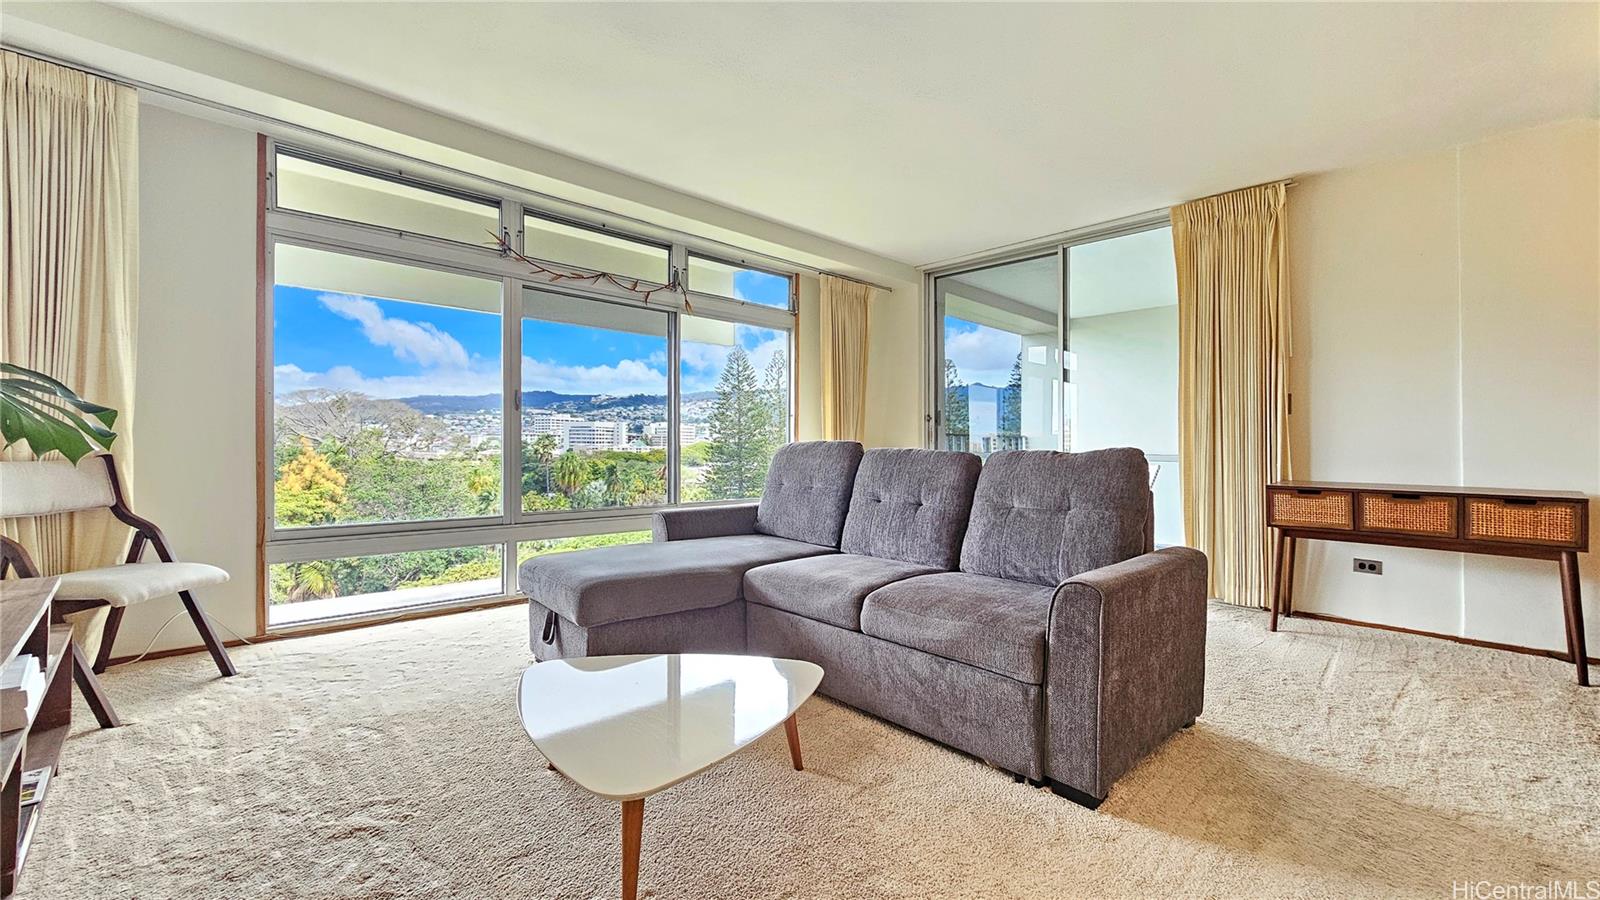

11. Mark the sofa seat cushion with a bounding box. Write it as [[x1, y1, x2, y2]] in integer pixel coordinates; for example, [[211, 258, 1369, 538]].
[[744, 553, 941, 631], [519, 535, 833, 628], [860, 572, 1054, 684]]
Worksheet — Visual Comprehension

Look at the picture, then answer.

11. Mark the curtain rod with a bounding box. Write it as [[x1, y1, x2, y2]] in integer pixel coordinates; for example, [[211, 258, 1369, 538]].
[[0, 43, 896, 294]]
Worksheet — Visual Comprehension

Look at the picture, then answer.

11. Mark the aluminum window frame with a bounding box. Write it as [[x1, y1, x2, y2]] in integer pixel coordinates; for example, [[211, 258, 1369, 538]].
[[685, 251, 798, 313], [261, 140, 798, 629]]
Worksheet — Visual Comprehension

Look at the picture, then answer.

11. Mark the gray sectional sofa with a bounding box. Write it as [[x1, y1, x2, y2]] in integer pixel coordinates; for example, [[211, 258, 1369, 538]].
[[520, 440, 1207, 808]]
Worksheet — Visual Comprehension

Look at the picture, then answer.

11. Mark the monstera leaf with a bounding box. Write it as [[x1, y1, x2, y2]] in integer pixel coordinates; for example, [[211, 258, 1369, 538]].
[[0, 363, 119, 463]]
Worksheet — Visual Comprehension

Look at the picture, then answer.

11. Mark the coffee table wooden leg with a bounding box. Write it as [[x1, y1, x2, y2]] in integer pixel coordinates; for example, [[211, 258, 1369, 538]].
[[621, 798, 643, 900], [784, 713, 803, 771]]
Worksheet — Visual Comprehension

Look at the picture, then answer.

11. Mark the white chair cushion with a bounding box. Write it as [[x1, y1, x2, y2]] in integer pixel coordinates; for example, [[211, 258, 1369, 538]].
[[53, 562, 229, 608]]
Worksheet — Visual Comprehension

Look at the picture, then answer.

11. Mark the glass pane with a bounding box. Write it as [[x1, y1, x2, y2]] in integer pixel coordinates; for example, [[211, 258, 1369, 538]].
[[272, 245, 503, 529], [687, 255, 793, 308], [517, 531, 650, 565], [680, 320, 790, 501], [276, 153, 499, 247], [1066, 226, 1182, 545], [520, 289, 668, 512], [936, 255, 1061, 458], [268, 544, 501, 627], [523, 215, 670, 284]]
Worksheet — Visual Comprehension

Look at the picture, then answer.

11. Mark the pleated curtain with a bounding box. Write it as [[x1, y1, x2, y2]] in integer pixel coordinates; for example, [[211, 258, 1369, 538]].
[[2, 52, 140, 654], [819, 274, 872, 442], [1172, 183, 1291, 608]]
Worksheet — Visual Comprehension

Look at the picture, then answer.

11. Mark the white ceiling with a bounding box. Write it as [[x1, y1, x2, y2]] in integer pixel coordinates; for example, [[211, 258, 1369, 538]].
[[115, 1, 1597, 266]]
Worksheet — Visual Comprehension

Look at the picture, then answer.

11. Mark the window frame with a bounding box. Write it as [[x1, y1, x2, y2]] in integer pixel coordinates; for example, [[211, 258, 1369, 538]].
[[521, 210, 676, 288], [261, 142, 800, 630], [685, 251, 798, 312]]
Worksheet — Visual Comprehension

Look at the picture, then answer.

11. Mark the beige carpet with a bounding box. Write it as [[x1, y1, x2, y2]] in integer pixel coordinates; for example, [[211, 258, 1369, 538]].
[[16, 603, 1599, 899]]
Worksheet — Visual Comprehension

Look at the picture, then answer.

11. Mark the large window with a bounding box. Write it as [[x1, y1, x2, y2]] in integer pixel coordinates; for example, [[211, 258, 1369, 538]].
[[265, 149, 797, 627]]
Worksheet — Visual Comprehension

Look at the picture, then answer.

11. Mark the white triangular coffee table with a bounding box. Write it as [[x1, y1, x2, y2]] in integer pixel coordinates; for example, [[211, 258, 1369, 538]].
[[517, 653, 823, 900]]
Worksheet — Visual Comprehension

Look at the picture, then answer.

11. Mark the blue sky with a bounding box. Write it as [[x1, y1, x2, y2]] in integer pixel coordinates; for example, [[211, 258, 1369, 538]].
[[944, 316, 1023, 388], [274, 279, 786, 399]]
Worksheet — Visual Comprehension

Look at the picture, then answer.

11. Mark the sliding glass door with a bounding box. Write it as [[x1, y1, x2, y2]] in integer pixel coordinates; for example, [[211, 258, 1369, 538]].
[[934, 255, 1062, 457], [930, 220, 1183, 546], [1064, 226, 1182, 546]]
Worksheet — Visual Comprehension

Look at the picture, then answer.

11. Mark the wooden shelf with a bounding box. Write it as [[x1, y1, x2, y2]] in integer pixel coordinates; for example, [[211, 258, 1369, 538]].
[[1, 578, 71, 899], [20, 725, 67, 783]]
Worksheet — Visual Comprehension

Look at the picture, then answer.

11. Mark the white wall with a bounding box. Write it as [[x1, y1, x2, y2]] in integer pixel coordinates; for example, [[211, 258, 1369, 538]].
[[1287, 118, 1599, 653], [125, 103, 259, 657], [864, 285, 927, 449]]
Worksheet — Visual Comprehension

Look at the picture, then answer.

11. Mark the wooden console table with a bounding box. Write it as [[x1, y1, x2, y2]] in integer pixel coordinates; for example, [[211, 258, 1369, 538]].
[[1266, 481, 1591, 686]]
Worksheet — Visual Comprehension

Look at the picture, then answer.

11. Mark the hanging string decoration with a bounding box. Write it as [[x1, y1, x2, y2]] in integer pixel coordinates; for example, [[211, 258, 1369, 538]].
[[489, 229, 691, 311]]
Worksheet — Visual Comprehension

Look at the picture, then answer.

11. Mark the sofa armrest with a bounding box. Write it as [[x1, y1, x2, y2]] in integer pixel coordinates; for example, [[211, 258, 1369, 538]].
[[651, 503, 760, 542], [1044, 546, 1208, 801]]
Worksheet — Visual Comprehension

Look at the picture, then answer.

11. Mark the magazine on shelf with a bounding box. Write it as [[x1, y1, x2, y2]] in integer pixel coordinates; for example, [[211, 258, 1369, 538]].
[[19, 766, 51, 806]]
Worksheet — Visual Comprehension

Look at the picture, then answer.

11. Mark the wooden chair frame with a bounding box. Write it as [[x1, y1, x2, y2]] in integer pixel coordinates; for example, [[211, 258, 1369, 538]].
[[0, 535, 120, 728], [0, 455, 237, 683]]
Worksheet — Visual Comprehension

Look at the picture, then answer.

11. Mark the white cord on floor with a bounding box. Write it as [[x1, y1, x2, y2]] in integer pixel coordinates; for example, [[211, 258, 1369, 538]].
[[118, 607, 259, 666]]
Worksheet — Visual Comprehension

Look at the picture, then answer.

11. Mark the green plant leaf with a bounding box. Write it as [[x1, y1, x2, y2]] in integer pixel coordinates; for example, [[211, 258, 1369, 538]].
[[0, 363, 119, 463]]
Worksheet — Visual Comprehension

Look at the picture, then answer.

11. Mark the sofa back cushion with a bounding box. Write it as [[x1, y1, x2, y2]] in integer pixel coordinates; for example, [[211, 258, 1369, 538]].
[[840, 449, 981, 569], [755, 441, 864, 547], [959, 448, 1150, 586]]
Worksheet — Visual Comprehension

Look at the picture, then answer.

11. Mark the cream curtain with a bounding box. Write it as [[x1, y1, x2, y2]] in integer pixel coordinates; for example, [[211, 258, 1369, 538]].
[[819, 274, 872, 442], [2, 52, 140, 655], [1172, 183, 1290, 609]]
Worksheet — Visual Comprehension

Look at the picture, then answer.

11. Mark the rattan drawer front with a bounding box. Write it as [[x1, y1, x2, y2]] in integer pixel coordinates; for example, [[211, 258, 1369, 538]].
[[1358, 493, 1457, 538], [1466, 498, 1584, 548], [1269, 489, 1354, 530]]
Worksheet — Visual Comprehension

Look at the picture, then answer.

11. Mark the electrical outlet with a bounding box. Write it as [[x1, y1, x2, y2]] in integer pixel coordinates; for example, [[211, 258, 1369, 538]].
[[1353, 558, 1383, 575]]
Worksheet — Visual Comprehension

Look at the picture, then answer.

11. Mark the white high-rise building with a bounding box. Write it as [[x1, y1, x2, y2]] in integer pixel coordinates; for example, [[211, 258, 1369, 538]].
[[563, 420, 628, 452], [644, 421, 712, 447]]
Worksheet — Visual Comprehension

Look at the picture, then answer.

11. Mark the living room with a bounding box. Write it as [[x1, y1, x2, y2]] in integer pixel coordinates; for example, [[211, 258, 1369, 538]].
[[0, 3, 1595, 898]]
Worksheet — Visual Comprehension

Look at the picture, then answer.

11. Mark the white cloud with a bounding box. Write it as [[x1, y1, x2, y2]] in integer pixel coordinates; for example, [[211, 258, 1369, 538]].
[[274, 363, 502, 398], [680, 341, 730, 372], [945, 324, 1020, 386], [319, 292, 470, 369], [521, 356, 667, 396]]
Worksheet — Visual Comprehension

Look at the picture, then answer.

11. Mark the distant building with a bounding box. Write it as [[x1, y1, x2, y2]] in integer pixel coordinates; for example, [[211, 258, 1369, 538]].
[[524, 409, 628, 452], [644, 421, 712, 447], [563, 420, 628, 452]]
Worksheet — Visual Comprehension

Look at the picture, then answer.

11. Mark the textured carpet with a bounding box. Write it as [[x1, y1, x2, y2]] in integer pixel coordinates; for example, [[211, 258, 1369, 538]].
[[15, 603, 1599, 899]]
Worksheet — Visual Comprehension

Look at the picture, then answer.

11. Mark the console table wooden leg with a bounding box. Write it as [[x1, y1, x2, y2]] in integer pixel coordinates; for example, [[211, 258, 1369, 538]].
[[1281, 535, 1298, 619], [1559, 551, 1589, 687], [1269, 530, 1286, 631], [784, 713, 804, 771], [620, 798, 643, 900]]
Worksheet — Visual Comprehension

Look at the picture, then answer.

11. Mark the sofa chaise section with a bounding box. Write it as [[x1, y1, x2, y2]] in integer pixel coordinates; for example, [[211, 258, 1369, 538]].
[[520, 440, 863, 659]]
